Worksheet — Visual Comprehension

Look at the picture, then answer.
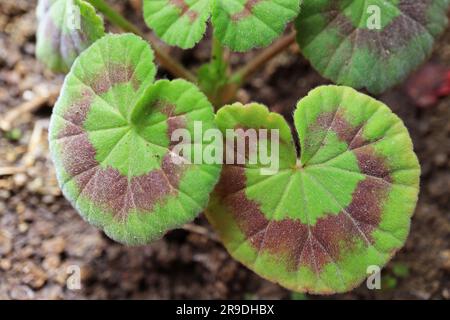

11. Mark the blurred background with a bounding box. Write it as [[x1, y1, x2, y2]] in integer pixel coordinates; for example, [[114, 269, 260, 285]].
[[0, 0, 449, 299]]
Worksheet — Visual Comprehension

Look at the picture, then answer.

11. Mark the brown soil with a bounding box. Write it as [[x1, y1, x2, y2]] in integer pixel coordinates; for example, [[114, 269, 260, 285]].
[[0, 0, 449, 300]]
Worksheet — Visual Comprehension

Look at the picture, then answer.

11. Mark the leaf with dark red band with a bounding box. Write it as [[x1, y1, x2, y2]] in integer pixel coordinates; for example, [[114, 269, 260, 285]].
[[295, 0, 450, 94], [206, 86, 420, 294], [49, 34, 221, 245], [143, 0, 302, 51]]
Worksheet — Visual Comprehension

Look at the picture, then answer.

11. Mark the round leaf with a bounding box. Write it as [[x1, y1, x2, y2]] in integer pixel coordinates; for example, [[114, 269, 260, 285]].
[[49, 34, 221, 245], [143, 0, 302, 51], [36, 0, 105, 73], [206, 86, 420, 294], [143, 0, 211, 49], [295, 0, 450, 94], [212, 0, 302, 52]]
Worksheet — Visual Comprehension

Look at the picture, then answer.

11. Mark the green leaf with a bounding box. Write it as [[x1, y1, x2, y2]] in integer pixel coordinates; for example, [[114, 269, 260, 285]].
[[49, 34, 221, 245], [197, 61, 227, 99], [143, 0, 211, 49], [295, 0, 450, 94], [143, 0, 302, 51], [212, 0, 302, 52], [206, 85, 420, 294], [36, 0, 105, 73]]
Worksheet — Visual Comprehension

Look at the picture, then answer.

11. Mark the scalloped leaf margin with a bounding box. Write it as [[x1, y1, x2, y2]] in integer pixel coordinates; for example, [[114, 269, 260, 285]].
[[49, 33, 221, 245], [143, 0, 302, 51], [206, 85, 420, 294], [295, 0, 450, 94]]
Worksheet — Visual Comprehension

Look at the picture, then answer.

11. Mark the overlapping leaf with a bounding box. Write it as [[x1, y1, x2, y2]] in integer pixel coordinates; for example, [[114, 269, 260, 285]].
[[36, 0, 105, 73], [206, 86, 420, 294], [295, 0, 450, 94], [49, 34, 221, 245], [212, 0, 302, 51], [143, 0, 302, 51]]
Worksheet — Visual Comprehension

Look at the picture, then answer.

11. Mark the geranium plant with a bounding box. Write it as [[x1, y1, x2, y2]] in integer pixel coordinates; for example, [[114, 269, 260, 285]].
[[36, 0, 449, 294]]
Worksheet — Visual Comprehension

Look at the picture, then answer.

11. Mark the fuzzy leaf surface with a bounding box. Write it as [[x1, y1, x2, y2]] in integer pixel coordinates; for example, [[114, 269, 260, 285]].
[[143, 0, 302, 51], [143, 0, 211, 49], [36, 0, 105, 73], [206, 86, 420, 294], [49, 34, 221, 245], [295, 0, 450, 94]]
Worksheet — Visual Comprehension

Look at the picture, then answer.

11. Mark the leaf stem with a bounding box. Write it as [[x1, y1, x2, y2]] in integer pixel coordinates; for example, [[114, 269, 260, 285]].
[[87, 0, 197, 83], [209, 35, 232, 107], [211, 35, 226, 69], [230, 31, 297, 85]]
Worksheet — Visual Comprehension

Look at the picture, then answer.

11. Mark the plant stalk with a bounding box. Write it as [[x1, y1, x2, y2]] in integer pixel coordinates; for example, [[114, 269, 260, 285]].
[[87, 0, 197, 83], [211, 36, 225, 69], [209, 36, 232, 108], [231, 31, 297, 85]]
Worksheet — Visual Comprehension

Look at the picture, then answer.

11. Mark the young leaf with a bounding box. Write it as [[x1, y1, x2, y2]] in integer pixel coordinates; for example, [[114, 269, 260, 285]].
[[36, 0, 57, 20], [295, 0, 450, 94], [206, 86, 420, 294], [197, 58, 228, 104], [143, 0, 302, 51], [36, 0, 105, 73], [49, 34, 221, 245]]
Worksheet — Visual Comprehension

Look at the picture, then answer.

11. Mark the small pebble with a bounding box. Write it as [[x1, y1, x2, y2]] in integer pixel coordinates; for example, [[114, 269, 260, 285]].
[[21, 262, 47, 289], [13, 173, 28, 187], [0, 258, 12, 271], [42, 236, 66, 255]]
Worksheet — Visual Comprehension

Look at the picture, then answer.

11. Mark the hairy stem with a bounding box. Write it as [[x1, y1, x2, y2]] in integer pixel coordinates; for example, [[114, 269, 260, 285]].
[[231, 31, 297, 85], [87, 0, 197, 83], [211, 36, 226, 69], [209, 36, 230, 108]]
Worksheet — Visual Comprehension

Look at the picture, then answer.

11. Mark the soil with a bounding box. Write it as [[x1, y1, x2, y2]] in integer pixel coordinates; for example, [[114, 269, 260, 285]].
[[0, 0, 449, 300]]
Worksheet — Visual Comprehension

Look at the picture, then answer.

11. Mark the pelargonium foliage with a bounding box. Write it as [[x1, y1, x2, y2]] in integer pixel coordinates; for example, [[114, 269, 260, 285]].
[[206, 86, 420, 294], [295, 0, 450, 94], [143, 0, 302, 51], [49, 33, 221, 245], [36, 0, 105, 73]]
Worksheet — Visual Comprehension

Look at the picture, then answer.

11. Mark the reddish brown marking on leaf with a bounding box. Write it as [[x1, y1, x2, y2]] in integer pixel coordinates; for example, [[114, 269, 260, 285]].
[[169, 0, 199, 23], [57, 90, 94, 139], [225, 126, 280, 166], [332, 116, 361, 145], [348, 130, 367, 150], [354, 146, 392, 182], [56, 94, 189, 220], [89, 63, 140, 95], [304, 109, 361, 162], [346, 178, 387, 233], [75, 152, 185, 220], [215, 164, 246, 196], [322, 0, 435, 58], [156, 102, 187, 143], [315, 110, 361, 145], [60, 130, 186, 218], [398, 0, 432, 27], [63, 90, 93, 127], [231, 0, 263, 21], [61, 132, 98, 179], [215, 157, 390, 272]]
